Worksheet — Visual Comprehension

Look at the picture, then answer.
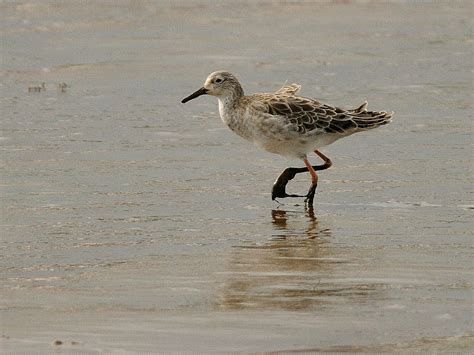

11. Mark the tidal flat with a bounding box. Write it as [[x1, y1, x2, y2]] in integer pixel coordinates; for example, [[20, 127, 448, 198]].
[[1, 1, 472, 352]]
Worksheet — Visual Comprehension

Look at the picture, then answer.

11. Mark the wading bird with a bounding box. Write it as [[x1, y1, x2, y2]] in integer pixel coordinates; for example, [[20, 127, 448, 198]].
[[181, 71, 392, 206]]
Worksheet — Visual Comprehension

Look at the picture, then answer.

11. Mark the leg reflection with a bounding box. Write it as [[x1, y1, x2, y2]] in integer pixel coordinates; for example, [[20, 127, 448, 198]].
[[271, 206, 323, 240], [217, 209, 333, 311]]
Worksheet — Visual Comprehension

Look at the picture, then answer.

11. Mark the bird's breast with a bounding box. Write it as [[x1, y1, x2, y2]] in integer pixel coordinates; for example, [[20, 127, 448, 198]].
[[219, 102, 254, 141]]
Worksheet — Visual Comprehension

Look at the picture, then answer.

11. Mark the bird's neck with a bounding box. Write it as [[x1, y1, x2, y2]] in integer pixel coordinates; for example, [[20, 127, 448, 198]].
[[218, 85, 244, 107], [217, 87, 244, 118], [217, 89, 250, 139]]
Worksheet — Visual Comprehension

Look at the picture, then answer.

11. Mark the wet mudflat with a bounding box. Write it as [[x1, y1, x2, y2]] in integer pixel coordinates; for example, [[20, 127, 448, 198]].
[[1, 1, 472, 352]]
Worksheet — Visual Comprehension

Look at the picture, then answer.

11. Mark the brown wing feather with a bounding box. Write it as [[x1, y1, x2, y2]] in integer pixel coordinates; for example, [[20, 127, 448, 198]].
[[262, 95, 359, 135]]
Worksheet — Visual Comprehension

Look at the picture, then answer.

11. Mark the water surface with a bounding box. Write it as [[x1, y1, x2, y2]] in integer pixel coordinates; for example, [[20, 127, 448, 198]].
[[1, 1, 472, 352]]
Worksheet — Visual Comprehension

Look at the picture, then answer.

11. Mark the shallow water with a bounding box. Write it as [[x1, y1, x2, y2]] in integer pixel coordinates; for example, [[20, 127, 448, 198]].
[[1, 0, 473, 352]]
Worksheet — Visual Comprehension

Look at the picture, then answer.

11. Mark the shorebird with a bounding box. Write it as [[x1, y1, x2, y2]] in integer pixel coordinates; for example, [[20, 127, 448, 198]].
[[28, 82, 46, 92], [58, 82, 68, 93], [181, 71, 393, 206]]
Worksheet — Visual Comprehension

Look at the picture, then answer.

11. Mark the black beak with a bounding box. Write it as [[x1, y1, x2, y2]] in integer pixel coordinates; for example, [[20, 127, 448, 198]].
[[181, 87, 209, 103]]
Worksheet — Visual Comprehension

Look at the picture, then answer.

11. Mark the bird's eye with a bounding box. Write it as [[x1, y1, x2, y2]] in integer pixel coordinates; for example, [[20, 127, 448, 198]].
[[215, 78, 223, 83]]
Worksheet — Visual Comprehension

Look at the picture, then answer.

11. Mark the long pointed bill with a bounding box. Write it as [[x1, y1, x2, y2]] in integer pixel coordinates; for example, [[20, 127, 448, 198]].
[[181, 87, 208, 103]]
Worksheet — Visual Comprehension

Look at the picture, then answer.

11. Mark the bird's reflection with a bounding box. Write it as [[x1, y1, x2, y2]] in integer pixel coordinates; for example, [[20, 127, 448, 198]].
[[271, 206, 323, 239], [217, 207, 342, 311]]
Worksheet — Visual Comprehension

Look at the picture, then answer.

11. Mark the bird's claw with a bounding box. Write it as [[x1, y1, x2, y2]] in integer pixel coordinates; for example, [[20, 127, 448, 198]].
[[272, 165, 325, 204]]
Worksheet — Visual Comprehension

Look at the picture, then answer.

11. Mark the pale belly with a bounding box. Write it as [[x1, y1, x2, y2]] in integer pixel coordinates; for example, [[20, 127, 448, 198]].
[[219, 101, 342, 159], [255, 133, 341, 159]]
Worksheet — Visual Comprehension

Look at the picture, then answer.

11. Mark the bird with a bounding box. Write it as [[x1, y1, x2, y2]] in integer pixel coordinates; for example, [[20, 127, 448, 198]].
[[181, 71, 393, 206], [28, 82, 46, 92], [58, 82, 68, 93]]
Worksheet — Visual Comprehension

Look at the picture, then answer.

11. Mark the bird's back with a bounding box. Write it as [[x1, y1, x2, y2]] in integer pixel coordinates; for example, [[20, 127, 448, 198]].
[[245, 88, 392, 137]]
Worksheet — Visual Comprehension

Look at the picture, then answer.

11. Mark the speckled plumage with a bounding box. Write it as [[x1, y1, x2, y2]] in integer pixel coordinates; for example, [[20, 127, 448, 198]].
[[184, 71, 392, 159], [181, 71, 393, 205]]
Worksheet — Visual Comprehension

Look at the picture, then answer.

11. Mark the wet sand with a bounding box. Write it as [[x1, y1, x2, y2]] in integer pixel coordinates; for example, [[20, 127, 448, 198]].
[[1, 1, 473, 352]]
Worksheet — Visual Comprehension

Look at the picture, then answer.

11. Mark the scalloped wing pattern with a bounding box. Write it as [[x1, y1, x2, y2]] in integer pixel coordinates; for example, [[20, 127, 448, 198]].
[[258, 94, 391, 135]]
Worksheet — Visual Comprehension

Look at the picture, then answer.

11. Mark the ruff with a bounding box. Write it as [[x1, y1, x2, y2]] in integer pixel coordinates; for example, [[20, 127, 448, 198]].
[[182, 71, 393, 206]]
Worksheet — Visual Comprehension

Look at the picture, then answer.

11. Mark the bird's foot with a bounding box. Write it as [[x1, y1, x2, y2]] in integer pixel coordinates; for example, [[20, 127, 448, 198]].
[[271, 167, 306, 200], [271, 185, 305, 200], [304, 184, 317, 207]]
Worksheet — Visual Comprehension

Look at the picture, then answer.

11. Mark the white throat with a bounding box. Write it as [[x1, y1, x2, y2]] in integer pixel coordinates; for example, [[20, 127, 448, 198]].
[[217, 94, 251, 140], [218, 95, 236, 125]]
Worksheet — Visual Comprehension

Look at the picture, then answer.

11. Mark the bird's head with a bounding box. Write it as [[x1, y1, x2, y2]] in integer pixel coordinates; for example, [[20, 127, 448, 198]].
[[181, 71, 243, 103]]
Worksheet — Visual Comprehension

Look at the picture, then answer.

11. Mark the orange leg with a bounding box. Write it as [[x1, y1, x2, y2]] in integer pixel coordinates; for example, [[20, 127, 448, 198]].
[[303, 158, 318, 185], [304, 150, 332, 206], [314, 150, 332, 168], [271, 150, 332, 206]]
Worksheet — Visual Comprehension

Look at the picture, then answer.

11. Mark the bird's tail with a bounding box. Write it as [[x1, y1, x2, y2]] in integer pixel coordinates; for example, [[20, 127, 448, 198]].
[[348, 101, 368, 114], [353, 111, 393, 130], [349, 102, 393, 130]]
